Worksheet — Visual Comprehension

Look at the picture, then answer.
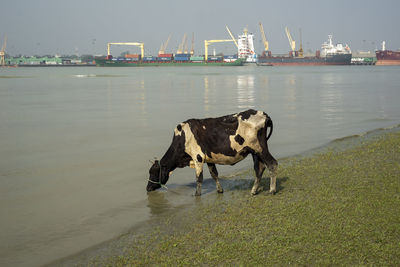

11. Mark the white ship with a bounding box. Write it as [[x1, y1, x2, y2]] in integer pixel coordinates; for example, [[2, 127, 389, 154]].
[[320, 35, 351, 57], [237, 28, 257, 63]]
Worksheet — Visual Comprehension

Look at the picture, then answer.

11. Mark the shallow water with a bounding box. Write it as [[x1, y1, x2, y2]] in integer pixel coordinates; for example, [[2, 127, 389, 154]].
[[0, 65, 399, 266]]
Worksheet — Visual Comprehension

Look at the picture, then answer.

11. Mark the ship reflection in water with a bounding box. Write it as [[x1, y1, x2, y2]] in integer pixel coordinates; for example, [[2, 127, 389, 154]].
[[236, 74, 255, 109], [203, 76, 210, 112], [320, 73, 344, 127], [284, 74, 298, 120]]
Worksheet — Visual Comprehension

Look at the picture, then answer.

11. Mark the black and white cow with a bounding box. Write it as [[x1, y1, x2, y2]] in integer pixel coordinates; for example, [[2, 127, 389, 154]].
[[146, 109, 278, 196]]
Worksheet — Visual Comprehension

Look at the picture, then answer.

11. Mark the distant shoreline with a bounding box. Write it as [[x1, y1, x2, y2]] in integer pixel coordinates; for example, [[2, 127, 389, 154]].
[[2, 64, 96, 67]]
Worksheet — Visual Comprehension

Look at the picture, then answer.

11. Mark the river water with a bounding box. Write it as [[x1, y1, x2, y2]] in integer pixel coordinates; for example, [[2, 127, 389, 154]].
[[0, 65, 399, 266]]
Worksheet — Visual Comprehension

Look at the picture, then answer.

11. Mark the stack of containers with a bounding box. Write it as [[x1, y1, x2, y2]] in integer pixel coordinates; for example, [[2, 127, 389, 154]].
[[223, 55, 238, 62], [125, 54, 141, 61], [142, 56, 157, 62], [190, 56, 204, 62], [207, 56, 223, 62], [174, 53, 190, 62], [158, 53, 173, 62]]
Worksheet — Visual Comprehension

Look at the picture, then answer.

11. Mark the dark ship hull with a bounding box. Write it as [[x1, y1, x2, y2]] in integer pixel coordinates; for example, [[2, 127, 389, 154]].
[[257, 53, 352, 66], [375, 50, 400, 65]]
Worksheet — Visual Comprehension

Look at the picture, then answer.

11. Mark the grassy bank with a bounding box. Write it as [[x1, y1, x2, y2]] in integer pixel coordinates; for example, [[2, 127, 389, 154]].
[[95, 130, 400, 266]]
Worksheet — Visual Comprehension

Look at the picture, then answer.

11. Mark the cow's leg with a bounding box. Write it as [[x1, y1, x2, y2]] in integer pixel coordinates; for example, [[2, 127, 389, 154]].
[[261, 151, 278, 194], [207, 163, 223, 193], [194, 161, 204, 196], [251, 154, 266, 195]]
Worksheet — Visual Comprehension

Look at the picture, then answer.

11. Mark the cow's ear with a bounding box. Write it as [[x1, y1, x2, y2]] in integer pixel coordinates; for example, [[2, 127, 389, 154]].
[[149, 158, 159, 165]]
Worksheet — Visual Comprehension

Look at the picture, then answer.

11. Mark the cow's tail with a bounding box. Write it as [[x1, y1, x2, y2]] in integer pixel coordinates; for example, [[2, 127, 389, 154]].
[[266, 117, 273, 141]]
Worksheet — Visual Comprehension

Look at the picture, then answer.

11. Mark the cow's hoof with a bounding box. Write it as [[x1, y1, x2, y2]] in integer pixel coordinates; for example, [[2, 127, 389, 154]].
[[217, 188, 224, 194], [194, 191, 201, 196], [251, 189, 259, 195], [269, 189, 276, 195]]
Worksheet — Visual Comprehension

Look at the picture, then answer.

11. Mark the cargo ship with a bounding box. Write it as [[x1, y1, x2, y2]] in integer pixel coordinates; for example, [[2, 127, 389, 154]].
[[237, 28, 257, 63], [95, 54, 244, 66], [375, 41, 400, 65], [257, 35, 352, 66]]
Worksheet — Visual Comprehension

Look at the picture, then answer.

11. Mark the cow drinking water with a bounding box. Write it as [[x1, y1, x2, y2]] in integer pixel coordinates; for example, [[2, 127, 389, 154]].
[[146, 109, 278, 196]]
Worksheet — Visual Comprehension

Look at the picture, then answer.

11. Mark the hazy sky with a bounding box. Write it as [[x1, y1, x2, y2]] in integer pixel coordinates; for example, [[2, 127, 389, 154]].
[[1, 0, 399, 56]]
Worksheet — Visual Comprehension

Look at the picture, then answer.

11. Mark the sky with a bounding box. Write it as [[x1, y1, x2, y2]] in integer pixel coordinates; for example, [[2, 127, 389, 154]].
[[1, 0, 400, 56]]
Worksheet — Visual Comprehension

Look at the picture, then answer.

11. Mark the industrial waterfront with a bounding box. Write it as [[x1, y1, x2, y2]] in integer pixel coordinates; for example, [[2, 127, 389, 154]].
[[2, 25, 396, 67]]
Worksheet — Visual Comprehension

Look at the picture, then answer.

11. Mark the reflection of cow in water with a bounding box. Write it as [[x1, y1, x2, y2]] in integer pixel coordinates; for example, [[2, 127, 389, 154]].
[[146, 109, 278, 196]]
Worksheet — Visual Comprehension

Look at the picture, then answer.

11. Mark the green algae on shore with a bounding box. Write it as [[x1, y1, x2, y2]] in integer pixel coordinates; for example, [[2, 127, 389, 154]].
[[90, 130, 400, 266]]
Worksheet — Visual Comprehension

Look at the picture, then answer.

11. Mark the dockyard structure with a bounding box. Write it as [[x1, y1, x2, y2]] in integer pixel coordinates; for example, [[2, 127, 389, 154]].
[[7, 56, 64, 65]]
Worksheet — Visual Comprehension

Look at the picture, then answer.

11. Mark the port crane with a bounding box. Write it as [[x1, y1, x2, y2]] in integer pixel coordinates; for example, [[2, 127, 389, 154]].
[[158, 34, 172, 54], [259, 22, 269, 53], [225, 26, 238, 48], [190, 32, 195, 55], [204, 39, 235, 61], [0, 35, 7, 66], [107, 42, 144, 58], [298, 28, 304, 57], [177, 33, 188, 54], [285, 26, 296, 53], [184, 34, 189, 54]]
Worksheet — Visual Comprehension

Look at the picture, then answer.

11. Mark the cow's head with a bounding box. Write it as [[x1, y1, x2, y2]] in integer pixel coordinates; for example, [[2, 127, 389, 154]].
[[147, 160, 171, 192], [147, 160, 161, 192]]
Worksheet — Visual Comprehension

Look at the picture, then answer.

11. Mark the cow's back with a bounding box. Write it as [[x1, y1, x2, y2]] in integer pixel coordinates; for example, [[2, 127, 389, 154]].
[[175, 109, 269, 165]]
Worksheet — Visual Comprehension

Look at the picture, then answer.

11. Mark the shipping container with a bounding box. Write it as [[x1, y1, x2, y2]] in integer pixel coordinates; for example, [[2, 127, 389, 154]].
[[223, 58, 237, 63], [157, 57, 172, 61], [207, 56, 223, 61], [190, 56, 204, 61], [224, 55, 238, 59], [125, 54, 140, 58], [142, 56, 157, 61], [158, 53, 173, 58], [174, 56, 190, 61], [175, 53, 191, 57]]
